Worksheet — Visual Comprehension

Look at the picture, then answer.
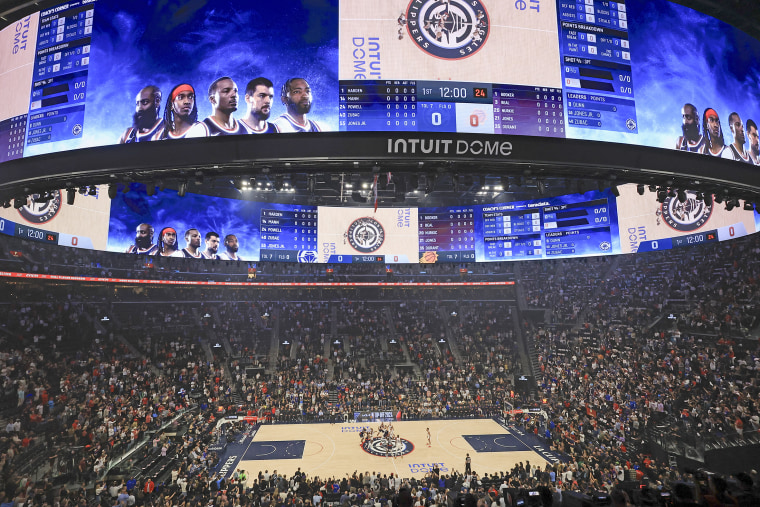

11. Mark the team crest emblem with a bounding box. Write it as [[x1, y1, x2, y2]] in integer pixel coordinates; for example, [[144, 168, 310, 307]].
[[406, 0, 489, 60], [361, 437, 414, 457], [297, 250, 318, 263], [660, 191, 712, 232], [345, 217, 385, 253], [18, 191, 61, 224]]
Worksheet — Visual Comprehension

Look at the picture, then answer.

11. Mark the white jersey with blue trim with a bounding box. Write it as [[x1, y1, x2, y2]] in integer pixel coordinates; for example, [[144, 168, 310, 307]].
[[218, 252, 243, 261], [272, 113, 323, 133], [678, 135, 705, 153], [152, 123, 201, 141], [728, 144, 754, 163], [701, 143, 734, 160]]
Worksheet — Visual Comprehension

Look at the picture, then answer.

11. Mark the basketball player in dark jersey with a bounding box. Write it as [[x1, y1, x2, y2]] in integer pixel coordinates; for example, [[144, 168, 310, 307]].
[[186, 77, 251, 137], [154, 84, 199, 140], [119, 86, 163, 143], [126, 223, 158, 255], [273, 78, 324, 133], [699, 108, 733, 159], [747, 119, 760, 165], [241, 77, 279, 134], [676, 103, 704, 153], [180, 228, 204, 258], [727, 112, 753, 163]]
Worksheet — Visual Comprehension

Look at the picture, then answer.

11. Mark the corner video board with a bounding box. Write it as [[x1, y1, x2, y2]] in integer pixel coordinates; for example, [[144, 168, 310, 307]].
[[0, 0, 758, 167]]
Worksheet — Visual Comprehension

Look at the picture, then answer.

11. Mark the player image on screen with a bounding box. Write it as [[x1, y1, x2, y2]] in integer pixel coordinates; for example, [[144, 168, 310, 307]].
[[154, 84, 199, 140], [186, 77, 251, 137], [676, 103, 704, 153], [119, 86, 164, 144], [180, 228, 204, 258], [156, 227, 183, 257], [240, 77, 279, 134], [218, 234, 243, 261], [699, 108, 733, 159], [727, 112, 752, 164], [202, 231, 220, 259], [126, 223, 159, 255], [272, 78, 324, 133], [747, 119, 760, 165]]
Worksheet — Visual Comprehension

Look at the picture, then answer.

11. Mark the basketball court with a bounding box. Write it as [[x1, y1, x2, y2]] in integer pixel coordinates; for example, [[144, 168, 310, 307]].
[[221, 419, 566, 480]]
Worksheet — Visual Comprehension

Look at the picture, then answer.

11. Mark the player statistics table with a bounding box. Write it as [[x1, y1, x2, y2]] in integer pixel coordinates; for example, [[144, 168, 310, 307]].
[[418, 207, 476, 263], [26, 0, 95, 147], [478, 197, 615, 261], [258, 206, 318, 263], [559, 0, 638, 134]]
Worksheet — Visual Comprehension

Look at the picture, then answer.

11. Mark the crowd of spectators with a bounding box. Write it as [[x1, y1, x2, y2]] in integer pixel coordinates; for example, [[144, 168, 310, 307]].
[[0, 232, 759, 506]]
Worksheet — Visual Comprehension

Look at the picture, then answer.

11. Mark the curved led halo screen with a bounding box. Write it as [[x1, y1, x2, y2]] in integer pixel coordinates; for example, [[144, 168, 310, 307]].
[[0, 183, 756, 263], [0, 0, 758, 165]]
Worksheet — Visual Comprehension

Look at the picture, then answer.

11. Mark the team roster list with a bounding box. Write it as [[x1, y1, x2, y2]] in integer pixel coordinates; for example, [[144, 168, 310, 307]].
[[259, 207, 318, 262], [418, 207, 476, 262]]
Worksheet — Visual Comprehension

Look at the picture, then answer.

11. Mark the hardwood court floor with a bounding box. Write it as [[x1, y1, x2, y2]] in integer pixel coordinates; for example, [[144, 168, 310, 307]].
[[235, 419, 549, 481]]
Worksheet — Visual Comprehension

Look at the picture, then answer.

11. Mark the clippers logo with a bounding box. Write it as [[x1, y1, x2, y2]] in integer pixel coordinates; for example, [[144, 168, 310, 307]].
[[18, 191, 61, 224], [345, 217, 385, 253], [407, 0, 489, 60], [361, 437, 414, 457], [661, 191, 712, 232], [297, 250, 318, 263]]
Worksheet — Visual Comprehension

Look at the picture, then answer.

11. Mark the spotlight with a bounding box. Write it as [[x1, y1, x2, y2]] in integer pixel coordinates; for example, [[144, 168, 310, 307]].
[[177, 180, 187, 197], [744, 201, 755, 211], [14, 197, 25, 209], [714, 194, 723, 204], [108, 184, 117, 199], [66, 188, 76, 205], [78, 187, 87, 195], [2, 201, 10, 209], [610, 185, 620, 197], [88, 186, 98, 196], [703, 193, 713, 206], [677, 189, 687, 203], [636, 184, 645, 195], [648, 185, 657, 193], [656, 188, 667, 203], [122, 183, 130, 194], [274, 175, 284, 191], [667, 187, 676, 198], [695, 192, 704, 202], [536, 179, 546, 196], [726, 200, 735, 211], [146, 184, 155, 197]]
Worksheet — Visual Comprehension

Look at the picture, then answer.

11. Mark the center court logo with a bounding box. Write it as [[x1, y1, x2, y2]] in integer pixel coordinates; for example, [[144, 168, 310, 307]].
[[18, 191, 61, 224], [345, 217, 385, 253], [362, 437, 414, 457], [407, 0, 489, 59], [660, 191, 713, 232]]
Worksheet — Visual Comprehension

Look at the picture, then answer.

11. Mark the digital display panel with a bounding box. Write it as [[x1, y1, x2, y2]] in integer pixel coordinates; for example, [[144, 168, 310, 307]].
[[0, 0, 756, 166], [0, 184, 756, 263]]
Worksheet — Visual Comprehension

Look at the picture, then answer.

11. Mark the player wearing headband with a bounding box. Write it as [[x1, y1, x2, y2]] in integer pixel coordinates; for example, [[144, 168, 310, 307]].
[[156, 227, 183, 257], [676, 103, 704, 153], [218, 234, 243, 261], [727, 112, 753, 163], [154, 84, 199, 140], [240, 77, 279, 134], [272, 78, 325, 133], [119, 86, 164, 143], [699, 108, 733, 159], [186, 77, 252, 137]]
